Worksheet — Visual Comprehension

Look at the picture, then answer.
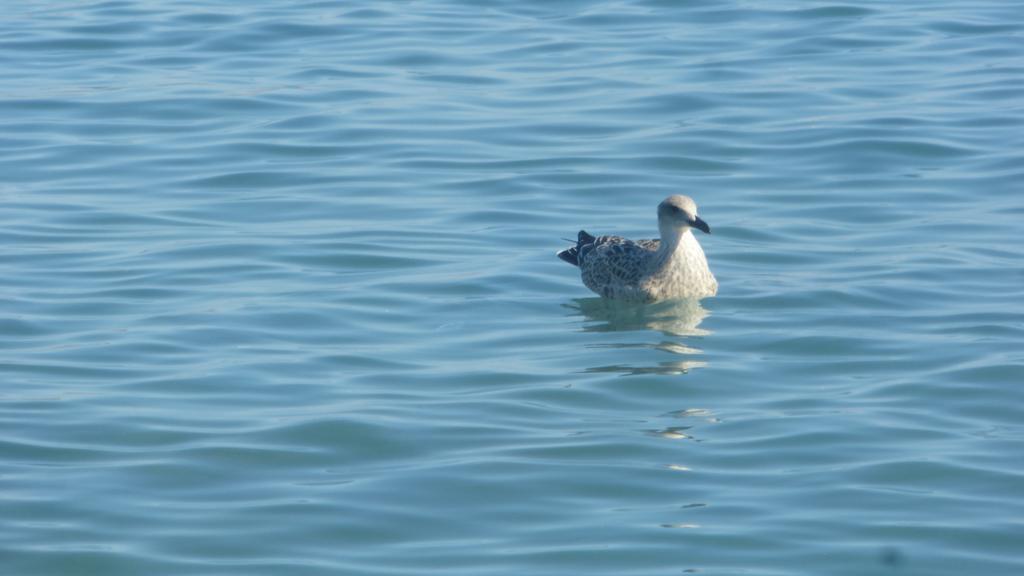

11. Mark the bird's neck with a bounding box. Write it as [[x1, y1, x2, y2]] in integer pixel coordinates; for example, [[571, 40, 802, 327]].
[[655, 225, 688, 265]]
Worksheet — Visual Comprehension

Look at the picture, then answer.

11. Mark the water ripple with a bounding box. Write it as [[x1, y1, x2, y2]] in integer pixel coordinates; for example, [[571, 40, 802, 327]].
[[2, 0, 1023, 574]]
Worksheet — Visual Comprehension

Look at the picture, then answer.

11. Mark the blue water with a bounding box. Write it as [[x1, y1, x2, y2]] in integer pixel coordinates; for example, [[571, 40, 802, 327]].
[[2, 1, 1023, 574]]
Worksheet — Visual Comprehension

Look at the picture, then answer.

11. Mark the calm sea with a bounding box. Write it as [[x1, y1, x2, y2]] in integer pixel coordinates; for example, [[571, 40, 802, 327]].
[[2, 1, 1022, 575]]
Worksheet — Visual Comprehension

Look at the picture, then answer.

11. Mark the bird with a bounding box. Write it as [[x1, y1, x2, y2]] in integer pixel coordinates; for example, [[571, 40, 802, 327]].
[[557, 195, 717, 302]]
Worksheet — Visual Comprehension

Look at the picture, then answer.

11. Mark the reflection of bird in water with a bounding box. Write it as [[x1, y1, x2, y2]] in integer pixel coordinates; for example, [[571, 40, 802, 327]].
[[573, 297, 710, 337], [557, 195, 717, 302], [569, 297, 711, 376]]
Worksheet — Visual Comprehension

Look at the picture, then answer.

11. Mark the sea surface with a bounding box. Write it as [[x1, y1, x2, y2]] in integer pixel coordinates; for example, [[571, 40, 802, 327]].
[[2, 1, 1022, 575]]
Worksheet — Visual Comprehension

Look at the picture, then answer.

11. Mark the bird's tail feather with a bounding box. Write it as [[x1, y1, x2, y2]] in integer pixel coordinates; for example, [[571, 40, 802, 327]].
[[557, 247, 579, 266], [557, 229, 596, 267]]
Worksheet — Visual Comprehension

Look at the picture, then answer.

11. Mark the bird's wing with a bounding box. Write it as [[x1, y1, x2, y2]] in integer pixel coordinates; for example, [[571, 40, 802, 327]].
[[579, 236, 659, 294], [580, 236, 658, 265], [635, 238, 660, 251]]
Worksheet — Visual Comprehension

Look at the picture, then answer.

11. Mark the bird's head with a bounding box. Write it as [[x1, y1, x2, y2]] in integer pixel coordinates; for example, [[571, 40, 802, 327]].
[[658, 195, 710, 234]]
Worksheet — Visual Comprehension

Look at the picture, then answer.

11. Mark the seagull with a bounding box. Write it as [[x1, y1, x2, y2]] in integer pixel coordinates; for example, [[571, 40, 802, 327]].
[[557, 195, 717, 302]]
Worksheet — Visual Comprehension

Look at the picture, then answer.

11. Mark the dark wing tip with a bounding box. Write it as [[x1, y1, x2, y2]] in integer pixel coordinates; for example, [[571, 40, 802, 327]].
[[578, 230, 596, 244], [557, 247, 579, 266]]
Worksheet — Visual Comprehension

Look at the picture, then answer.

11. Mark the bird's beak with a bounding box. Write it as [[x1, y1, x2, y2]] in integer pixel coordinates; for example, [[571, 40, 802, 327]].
[[690, 215, 711, 234]]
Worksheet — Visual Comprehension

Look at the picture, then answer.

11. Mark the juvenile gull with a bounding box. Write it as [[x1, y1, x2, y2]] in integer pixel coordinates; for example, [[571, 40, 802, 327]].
[[557, 195, 717, 302]]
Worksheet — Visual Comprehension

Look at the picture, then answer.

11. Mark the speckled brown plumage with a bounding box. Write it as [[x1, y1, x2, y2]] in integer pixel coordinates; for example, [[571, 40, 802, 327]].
[[557, 195, 717, 302]]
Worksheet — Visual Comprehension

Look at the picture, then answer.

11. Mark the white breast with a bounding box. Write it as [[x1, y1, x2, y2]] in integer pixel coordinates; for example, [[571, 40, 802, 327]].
[[641, 232, 717, 300]]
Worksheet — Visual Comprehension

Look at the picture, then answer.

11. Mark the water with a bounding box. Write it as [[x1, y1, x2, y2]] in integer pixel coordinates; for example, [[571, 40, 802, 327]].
[[2, 1, 1022, 574]]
